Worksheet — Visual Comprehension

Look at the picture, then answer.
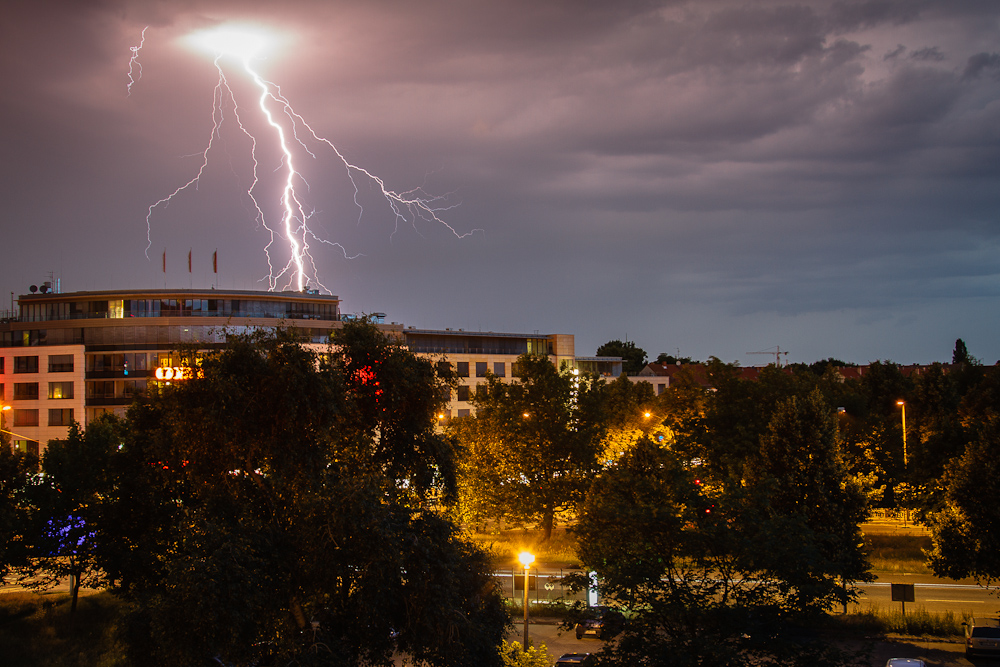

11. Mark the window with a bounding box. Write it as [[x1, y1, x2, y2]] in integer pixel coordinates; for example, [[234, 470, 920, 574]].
[[13, 409, 39, 427], [512, 362, 523, 378], [494, 362, 505, 377], [48, 382, 74, 399], [0, 357, 4, 373], [48, 409, 74, 426], [86, 381, 116, 399], [475, 384, 487, 399], [457, 385, 470, 402], [457, 409, 471, 418], [14, 440, 39, 457], [456, 362, 469, 377], [48, 354, 75, 372], [13, 356, 38, 374], [123, 380, 147, 397], [476, 362, 488, 377], [436, 361, 451, 374], [13, 383, 39, 400]]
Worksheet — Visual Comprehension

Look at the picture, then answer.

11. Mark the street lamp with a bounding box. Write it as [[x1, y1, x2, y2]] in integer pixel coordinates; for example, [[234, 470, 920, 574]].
[[518, 550, 535, 648], [896, 400, 907, 467], [0, 404, 10, 450]]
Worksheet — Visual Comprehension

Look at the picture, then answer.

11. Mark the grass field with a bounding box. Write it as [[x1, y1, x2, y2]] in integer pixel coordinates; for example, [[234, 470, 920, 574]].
[[0, 591, 125, 667]]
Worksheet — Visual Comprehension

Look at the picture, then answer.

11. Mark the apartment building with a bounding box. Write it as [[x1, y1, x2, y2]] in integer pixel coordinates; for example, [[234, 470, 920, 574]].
[[0, 288, 577, 454]]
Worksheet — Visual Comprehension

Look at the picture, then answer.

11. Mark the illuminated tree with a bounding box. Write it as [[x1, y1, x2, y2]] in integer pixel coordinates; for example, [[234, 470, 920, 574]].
[[454, 354, 607, 541], [18, 415, 123, 613]]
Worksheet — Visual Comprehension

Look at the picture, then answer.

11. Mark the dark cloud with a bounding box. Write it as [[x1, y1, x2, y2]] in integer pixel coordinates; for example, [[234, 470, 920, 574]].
[[909, 46, 946, 61], [1, 0, 999, 365], [963, 52, 1000, 80]]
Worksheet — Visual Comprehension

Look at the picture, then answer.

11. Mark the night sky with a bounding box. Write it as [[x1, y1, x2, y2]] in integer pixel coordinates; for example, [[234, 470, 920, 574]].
[[2, 1, 999, 366]]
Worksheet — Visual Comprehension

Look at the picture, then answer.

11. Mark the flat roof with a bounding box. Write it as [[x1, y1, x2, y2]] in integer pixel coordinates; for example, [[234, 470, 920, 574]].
[[18, 288, 340, 303], [405, 329, 554, 339]]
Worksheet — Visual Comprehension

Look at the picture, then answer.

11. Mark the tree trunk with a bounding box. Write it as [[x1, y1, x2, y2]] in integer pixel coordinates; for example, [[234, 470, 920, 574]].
[[541, 510, 554, 543], [70, 571, 80, 614]]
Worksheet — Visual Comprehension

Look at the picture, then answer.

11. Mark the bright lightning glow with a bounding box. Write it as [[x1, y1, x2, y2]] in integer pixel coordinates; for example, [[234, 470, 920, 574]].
[[126, 26, 147, 95], [143, 24, 480, 293], [185, 25, 276, 61]]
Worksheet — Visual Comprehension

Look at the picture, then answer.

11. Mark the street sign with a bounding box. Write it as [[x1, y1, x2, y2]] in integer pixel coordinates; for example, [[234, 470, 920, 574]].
[[891, 582, 915, 615]]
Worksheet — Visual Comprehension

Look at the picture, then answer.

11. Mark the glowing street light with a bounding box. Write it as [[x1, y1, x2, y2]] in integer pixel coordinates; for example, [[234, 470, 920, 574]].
[[518, 551, 535, 648], [0, 404, 10, 448], [896, 400, 907, 467]]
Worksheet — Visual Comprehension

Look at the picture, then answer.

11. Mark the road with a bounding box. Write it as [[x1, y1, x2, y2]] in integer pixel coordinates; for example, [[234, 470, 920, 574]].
[[855, 580, 1000, 617], [501, 621, 978, 667], [499, 567, 1000, 617]]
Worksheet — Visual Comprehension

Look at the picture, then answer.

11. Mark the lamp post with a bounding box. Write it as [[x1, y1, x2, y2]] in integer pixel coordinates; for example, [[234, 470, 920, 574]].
[[896, 400, 907, 468], [518, 551, 534, 648], [0, 404, 10, 451]]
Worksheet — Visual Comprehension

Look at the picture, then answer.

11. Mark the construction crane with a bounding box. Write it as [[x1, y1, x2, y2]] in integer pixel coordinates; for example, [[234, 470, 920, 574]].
[[747, 346, 789, 367]]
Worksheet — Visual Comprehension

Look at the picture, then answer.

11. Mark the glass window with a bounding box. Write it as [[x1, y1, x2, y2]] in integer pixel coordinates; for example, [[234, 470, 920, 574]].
[[14, 440, 39, 456], [457, 385, 470, 402], [13, 356, 38, 374], [494, 362, 505, 377], [48, 408, 74, 426], [436, 361, 451, 374], [457, 409, 471, 418], [512, 362, 523, 378], [13, 383, 39, 400], [476, 362, 488, 377], [48, 382, 74, 399], [456, 362, 469, 378], [13, 409, 39, 427], [48, 354, 74, 372], [123, 380, 147, 397]]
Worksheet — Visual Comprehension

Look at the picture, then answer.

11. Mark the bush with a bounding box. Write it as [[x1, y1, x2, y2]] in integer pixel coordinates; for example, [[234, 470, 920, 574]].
[[501, 639, 551, 667]]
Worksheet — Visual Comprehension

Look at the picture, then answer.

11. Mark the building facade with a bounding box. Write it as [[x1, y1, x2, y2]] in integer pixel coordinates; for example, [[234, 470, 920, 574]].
[[0, 288, 578, 454]]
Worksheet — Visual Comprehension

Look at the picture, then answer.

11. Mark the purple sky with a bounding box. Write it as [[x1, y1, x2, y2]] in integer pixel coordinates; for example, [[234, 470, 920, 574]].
[[2, 0, 999, 366]]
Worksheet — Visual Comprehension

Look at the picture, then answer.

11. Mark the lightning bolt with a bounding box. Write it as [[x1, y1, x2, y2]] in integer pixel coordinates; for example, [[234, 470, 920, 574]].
[[142, 25, 481, 293], [126, 26, 147, 96]]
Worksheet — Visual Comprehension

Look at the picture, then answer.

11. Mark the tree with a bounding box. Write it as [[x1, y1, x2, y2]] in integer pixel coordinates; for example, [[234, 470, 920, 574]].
[[453, 354, 607, 541], [655, 352, 696, 365], [599, 375, 666, 463], [742, 389, 872, 610], [596, 339, 647, 375], [928, 416, 1000, 584], [0, 444, 36, 581], [571, 436, 864, 667], [953, 338, 979, 366], [97, 323, 508, 666], [18, 415, 123, 613]]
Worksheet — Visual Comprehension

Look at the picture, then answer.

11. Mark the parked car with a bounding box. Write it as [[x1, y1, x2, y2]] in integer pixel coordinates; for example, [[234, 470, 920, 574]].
[[964, 617, 1000, 659], [554, 653, 596, 666], [574, 606, 626, 640]]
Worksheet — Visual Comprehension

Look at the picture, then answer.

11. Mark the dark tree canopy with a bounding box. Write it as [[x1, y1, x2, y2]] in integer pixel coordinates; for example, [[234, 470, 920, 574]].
[[0, 444, 36, 581], [95, 322, 508, 666], [655, 352, 697, 365], [953, 338, 978, 366], [596, 339, 647, 375]]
